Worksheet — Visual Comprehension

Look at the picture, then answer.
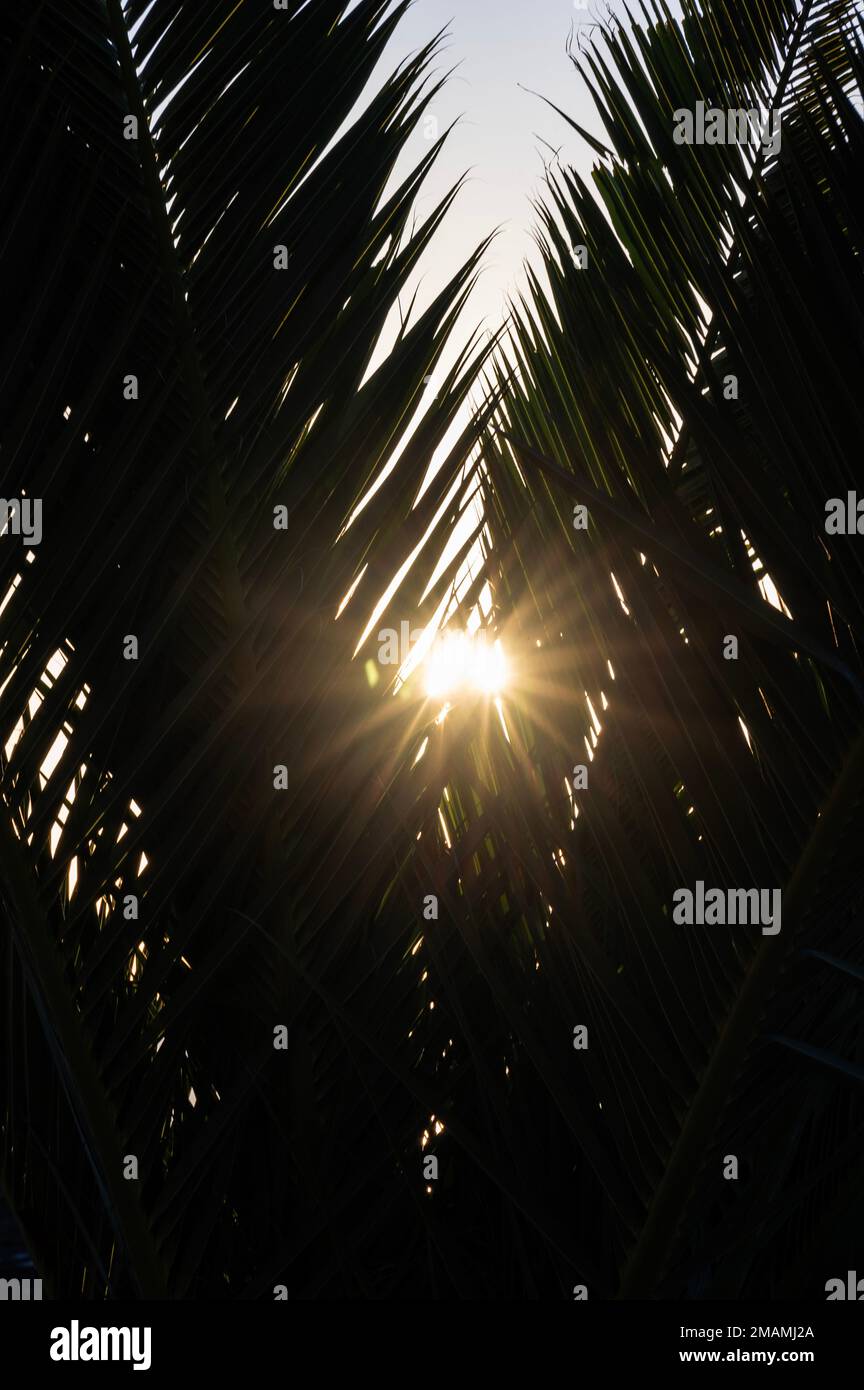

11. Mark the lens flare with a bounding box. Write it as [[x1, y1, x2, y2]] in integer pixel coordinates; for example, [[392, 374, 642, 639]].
[[424, 631, 507, 698]]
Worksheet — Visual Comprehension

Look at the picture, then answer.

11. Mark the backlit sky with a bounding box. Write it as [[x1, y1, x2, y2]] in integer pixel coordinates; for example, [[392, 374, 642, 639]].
[[346, 1, 632, 640], [364, 0, 632, 372]]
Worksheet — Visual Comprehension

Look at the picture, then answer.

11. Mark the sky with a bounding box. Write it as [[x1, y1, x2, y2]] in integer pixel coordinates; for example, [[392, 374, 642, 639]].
[[345, 0, 632, 639], [363, 0, 632, 375]]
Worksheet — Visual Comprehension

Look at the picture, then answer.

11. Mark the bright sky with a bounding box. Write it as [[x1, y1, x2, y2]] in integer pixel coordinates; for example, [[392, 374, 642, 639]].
[[342, 1, 634, 639], [367, 0, 629, 370], [339, 2, 639, 663]]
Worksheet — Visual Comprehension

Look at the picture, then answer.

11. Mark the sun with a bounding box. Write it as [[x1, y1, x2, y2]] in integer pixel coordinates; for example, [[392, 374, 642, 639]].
[[423, 630, 507, 699]]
